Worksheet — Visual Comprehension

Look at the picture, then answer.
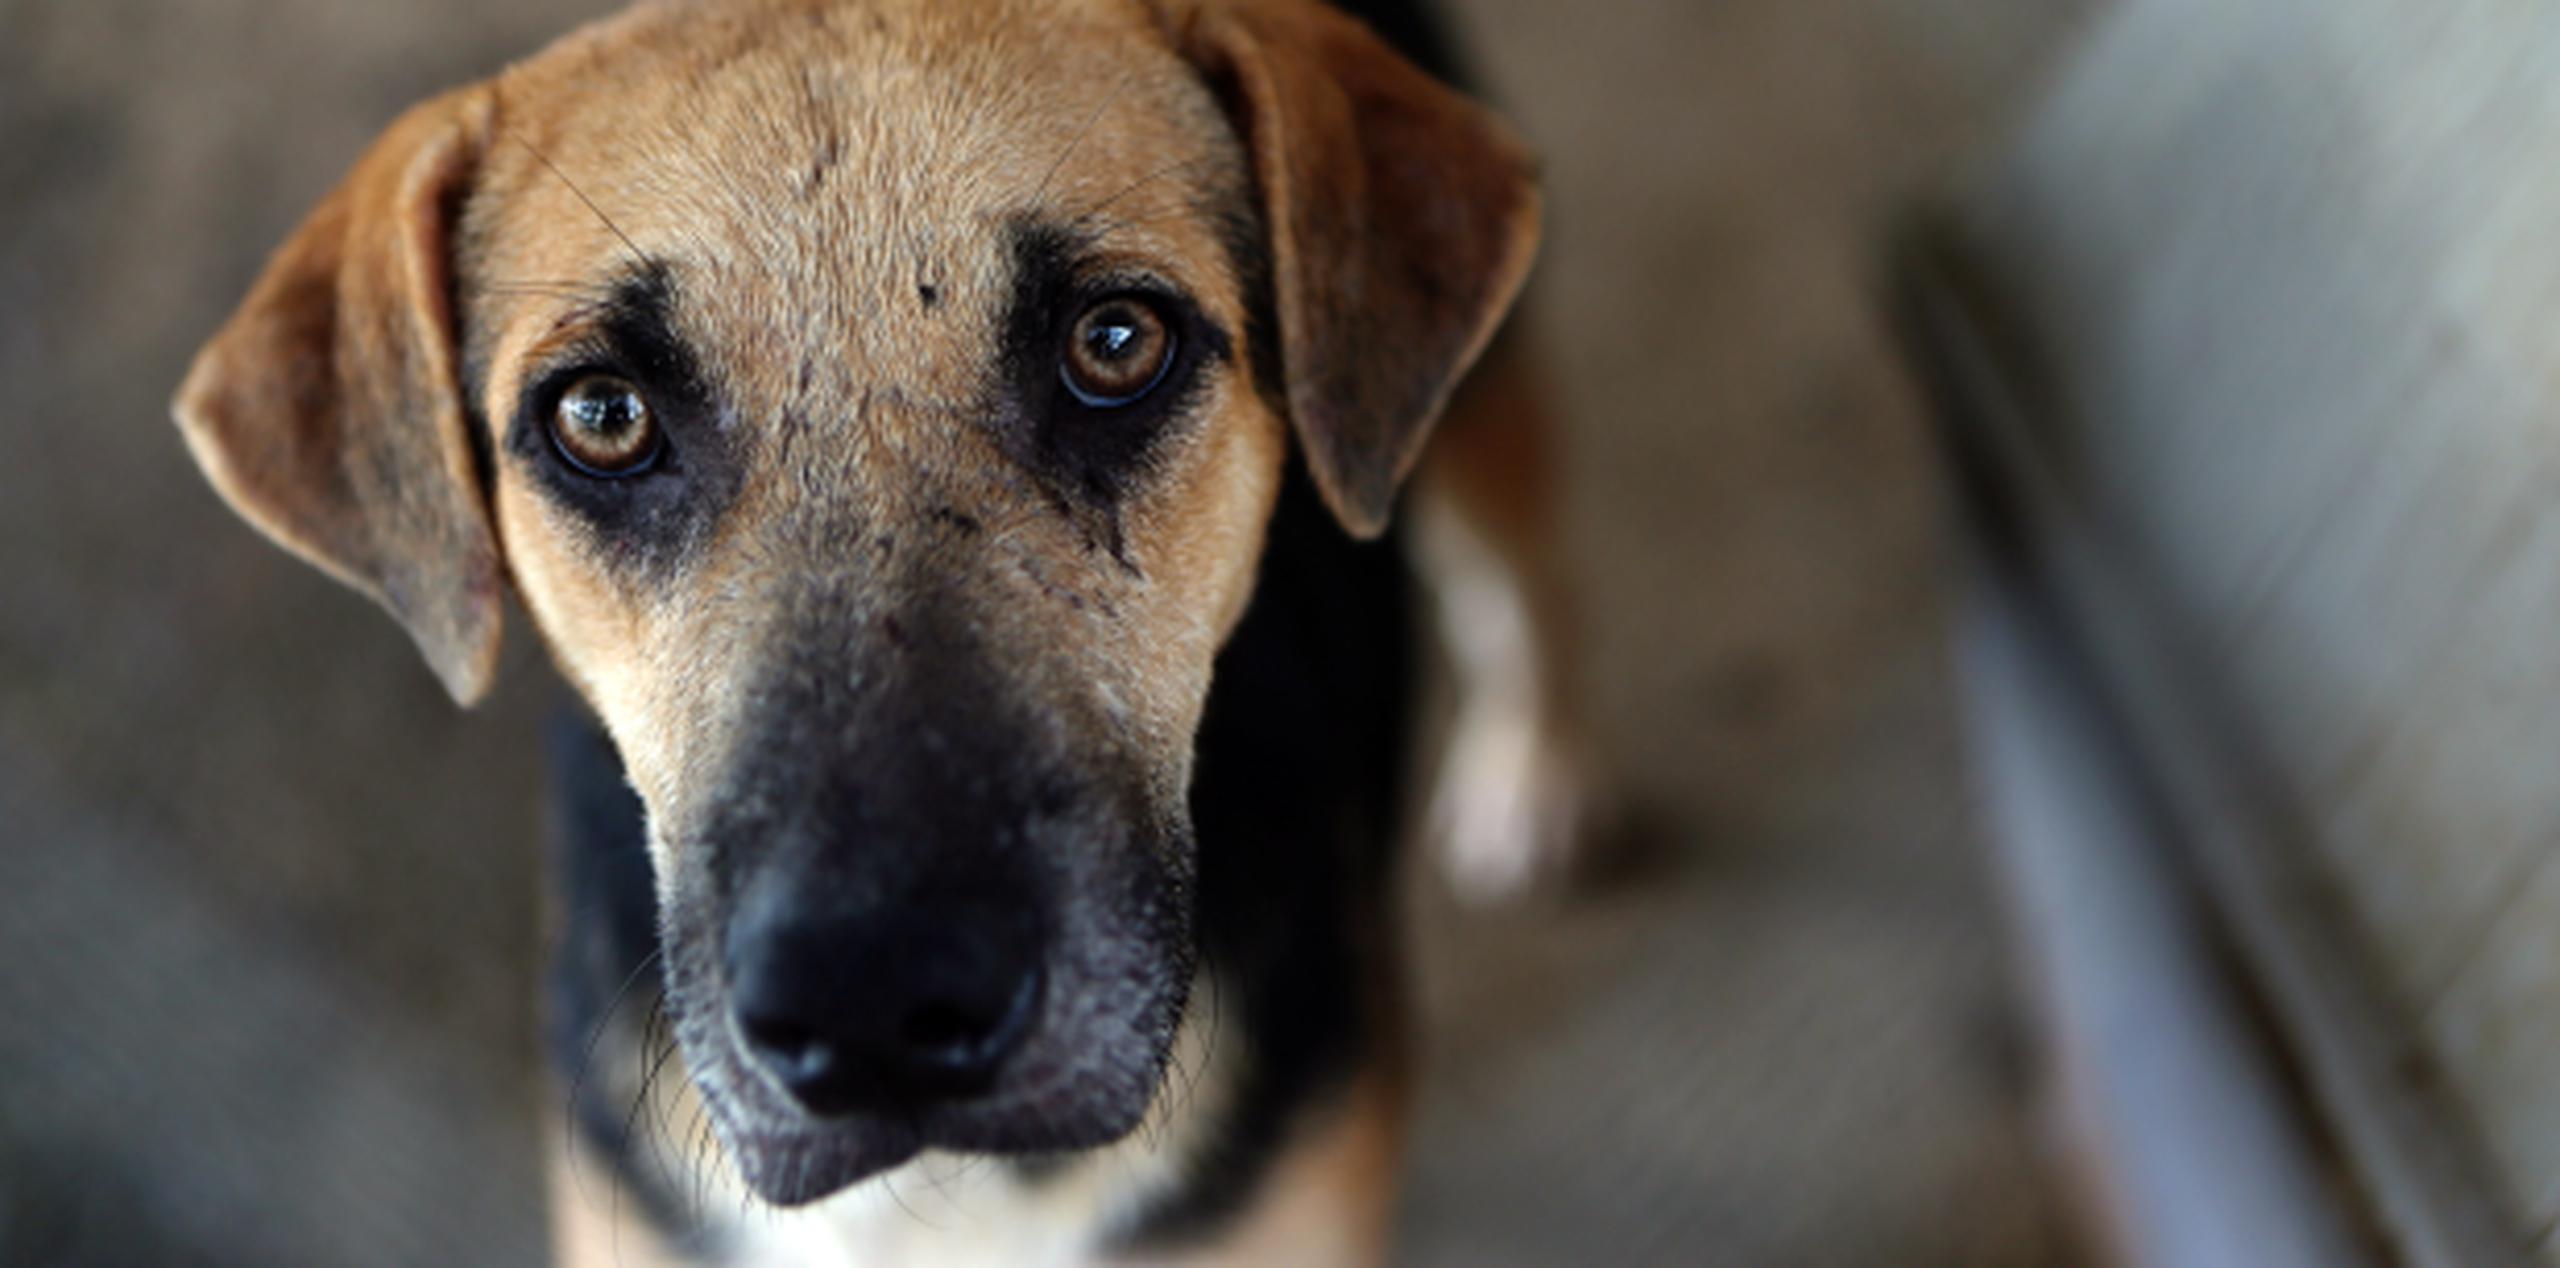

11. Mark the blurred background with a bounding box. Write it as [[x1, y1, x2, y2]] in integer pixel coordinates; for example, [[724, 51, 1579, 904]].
[[53, 0, 2554, 1263]]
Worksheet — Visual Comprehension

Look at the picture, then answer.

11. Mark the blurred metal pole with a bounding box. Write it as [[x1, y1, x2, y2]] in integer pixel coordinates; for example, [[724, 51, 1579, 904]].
[[1897, 211, 2538, 1268], [1953, 540, 2374, 1268]]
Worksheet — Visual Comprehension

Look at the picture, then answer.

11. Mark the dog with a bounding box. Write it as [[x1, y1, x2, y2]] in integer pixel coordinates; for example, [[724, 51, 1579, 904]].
[[173, 0, 1580, 1262]]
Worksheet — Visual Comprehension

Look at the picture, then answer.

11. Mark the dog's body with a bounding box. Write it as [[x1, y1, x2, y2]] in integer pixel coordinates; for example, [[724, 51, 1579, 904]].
[[175, 0, 1578, 1263]]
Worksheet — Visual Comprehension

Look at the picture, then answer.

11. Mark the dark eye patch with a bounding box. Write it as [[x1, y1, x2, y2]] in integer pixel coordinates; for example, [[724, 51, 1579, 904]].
[[504, 262, 740, 574], [996, 217, 1232, 511]]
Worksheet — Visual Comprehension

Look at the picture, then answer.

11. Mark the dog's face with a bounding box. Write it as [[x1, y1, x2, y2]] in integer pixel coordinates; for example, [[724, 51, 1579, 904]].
[[477, 2, 1296, 1201], [175, 0, 1535, 1206]]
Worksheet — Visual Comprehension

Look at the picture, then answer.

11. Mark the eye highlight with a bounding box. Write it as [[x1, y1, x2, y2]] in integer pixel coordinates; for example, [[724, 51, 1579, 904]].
[[1060, 296, 1175, 409], [549, 373, 661, 476]]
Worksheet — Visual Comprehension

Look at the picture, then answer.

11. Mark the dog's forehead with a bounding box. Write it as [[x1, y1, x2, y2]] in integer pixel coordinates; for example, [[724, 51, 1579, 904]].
[[470, 0, 1246, 403]]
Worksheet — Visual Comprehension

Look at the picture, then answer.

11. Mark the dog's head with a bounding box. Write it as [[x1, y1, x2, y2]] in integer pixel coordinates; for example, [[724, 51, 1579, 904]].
[[175, 0, 1534, 1205]]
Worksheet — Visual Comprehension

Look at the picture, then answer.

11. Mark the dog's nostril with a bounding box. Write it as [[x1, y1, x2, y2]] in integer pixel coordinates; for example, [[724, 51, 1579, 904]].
[[900, 965, 1041, 1072], [726, 900, 1045, 1118], [741, 1015, 822, 1064], [737, 1011, 845, 1094], [903, 1003, 987, 1054]]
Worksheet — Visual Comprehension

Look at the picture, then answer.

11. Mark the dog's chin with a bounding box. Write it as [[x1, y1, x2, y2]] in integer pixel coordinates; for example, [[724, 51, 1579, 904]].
[[714, 1080, 1166, 1207], [724, 1121, 927, 1207]]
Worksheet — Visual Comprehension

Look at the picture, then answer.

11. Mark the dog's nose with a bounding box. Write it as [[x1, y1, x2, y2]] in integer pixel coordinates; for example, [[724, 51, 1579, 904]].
[[725, 893, 1043, 1118]]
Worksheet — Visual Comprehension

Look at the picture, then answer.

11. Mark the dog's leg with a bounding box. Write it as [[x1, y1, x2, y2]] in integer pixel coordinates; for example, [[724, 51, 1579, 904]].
[[1411, 320, 1593, 899]]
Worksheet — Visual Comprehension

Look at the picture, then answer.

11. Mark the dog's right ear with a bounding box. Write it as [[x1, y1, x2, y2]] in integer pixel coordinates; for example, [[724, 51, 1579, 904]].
[[174, 86, 504, 705], [1164, 0, 1542, 539]]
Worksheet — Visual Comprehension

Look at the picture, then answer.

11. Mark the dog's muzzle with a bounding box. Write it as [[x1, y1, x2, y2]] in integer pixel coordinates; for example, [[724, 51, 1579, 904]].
[[657, 626, 1195, 1205]]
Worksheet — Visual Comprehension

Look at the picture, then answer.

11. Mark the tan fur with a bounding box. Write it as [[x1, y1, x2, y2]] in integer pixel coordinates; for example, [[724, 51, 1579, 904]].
[[174, 86, 505, 702], [465, 0, 1294, 849], [548, 982, 1402, 1268], [175, 0, 1562, 1261], [1167, 0, 1542, 535], [1115, 1071, 1408, 1268]]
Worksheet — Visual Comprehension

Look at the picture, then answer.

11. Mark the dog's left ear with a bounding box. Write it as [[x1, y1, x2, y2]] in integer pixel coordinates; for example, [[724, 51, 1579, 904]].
[[174, 86, 503, 705], [1170, 0, 1542, 538]]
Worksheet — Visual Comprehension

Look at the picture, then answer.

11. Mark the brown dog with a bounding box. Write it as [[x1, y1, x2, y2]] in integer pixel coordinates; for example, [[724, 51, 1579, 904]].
[[175, 0, 1577, 1262]]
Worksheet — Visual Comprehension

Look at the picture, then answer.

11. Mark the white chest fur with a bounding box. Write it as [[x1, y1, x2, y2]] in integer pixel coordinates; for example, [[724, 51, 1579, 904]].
[[724, 1137, 1196, 1268]]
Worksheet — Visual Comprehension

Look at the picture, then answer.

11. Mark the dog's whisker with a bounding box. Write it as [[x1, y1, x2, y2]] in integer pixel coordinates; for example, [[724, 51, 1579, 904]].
[[1068, 155, 1211, 226], [1068, 209, 1194, 242], [480, 281, 617, 305], [479, 274, 612, 292], [1159, 1039, 1192, 1145], [615, 1001, 682, 1233], [508, 128, 650, 268], [881, 1168, 946, 1232], [1031, 69, 1138, 207], [738, 1160, 766, 1228], [1198, 970, 1226, 1118], [942, 1154, 993, 1193], [563, 944, 666, 1190], [604, 996, 672, 1268], [683, 1094, 722, 1224], [644, 1020, 697, 1164], [696, 1100, 729, 1224]]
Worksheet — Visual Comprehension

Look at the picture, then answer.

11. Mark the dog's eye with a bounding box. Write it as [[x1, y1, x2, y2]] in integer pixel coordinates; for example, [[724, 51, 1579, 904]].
[[1060, 296, 1175, 409], [550, 373, 662, 476]]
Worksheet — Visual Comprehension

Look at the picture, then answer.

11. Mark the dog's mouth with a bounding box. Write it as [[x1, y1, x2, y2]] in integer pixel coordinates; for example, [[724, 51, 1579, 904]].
[[671, 952, 1192, 1206], [683, 1025, 1184, 1207]]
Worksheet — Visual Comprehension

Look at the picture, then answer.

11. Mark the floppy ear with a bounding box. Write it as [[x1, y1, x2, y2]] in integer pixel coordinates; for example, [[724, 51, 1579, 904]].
[[174, 86, 503, 704], [1174, 0, 1542, 537]]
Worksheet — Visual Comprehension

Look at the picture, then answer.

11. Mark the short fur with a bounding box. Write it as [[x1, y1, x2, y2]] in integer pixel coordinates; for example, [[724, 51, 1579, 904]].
[[174, 0, 1575, 1263]]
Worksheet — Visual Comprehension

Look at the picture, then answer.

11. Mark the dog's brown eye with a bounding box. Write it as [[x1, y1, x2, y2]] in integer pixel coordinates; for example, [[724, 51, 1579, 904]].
[[1061, 297, 1174, 408], [551, 374, 660, 476]]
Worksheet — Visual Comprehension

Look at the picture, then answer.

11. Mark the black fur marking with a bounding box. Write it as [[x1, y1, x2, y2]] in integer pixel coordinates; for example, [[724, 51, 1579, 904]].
[[991, 217, 1231, 515], [503, 263, 743, 576], [1113, 455, 1417, 1250], [805, 135, 841, 193], [1331, 0, 1474, 89], [543, 702, 688, 1231], [1210, 197, 1284, 419]]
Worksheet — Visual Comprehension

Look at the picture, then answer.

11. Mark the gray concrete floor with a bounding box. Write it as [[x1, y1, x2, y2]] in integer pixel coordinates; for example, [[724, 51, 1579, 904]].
[[0, 0, 2092, 1263]]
